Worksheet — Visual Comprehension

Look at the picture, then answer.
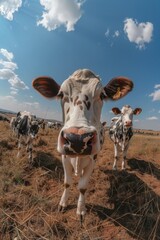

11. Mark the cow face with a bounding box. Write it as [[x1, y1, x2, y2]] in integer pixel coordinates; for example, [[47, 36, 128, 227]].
[[112, 105, 142, 128], [33, 69, 133, 156], [29, 121, 39, 138]]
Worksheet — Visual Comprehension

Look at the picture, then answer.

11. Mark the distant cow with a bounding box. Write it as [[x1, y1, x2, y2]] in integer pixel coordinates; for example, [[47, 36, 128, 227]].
[[109, 105, 142, 170], [32, 69, 133, 222], [46, 121, 62, 130], [0, 114, 10, 123], [15, 111, 40, 161]]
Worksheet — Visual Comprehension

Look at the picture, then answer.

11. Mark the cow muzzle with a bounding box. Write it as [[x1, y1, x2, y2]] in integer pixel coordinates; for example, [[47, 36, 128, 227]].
[[59, 127, 97, 155], [124, 120, 132, 127]]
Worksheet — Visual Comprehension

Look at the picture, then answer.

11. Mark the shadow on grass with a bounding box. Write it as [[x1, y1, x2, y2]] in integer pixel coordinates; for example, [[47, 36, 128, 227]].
[[91, 169, 160, 240], [33, 151, 64, 181], [128, 158, 160, 180]]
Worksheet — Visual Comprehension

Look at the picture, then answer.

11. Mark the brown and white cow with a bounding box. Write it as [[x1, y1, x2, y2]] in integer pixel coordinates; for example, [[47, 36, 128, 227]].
[[32, 69, 133, 222]]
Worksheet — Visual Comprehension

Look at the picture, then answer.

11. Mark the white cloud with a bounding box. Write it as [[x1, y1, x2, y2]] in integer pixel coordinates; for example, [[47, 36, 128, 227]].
[[0, 48, 13, 61], [0, 48, 29, 92], [0, 68, 15, 79], [24, 101, 40, 109], [10, 90, 18, 95], [0, 0, 22, 21], [147, 116, 158, 120], [10, 86, 18, 95], [105, 28, 110, 38], [149, 86, 160, 101], [155, 84, 160, 89], [113, 30, 120, 38], [0, 60, 17, 70], [124, 18, 153, 49], [134, 119, 139, 122], [37, 0, 83, 32]]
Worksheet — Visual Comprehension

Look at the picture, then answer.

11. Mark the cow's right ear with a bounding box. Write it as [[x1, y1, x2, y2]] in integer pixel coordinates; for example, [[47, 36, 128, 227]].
[[103, 77, 133, 100], [112, 107, 121, 115], [32, 76, 60, 98]]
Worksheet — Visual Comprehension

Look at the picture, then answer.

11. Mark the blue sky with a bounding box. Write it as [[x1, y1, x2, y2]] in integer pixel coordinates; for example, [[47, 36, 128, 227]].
[[0, 0, 160, 130]]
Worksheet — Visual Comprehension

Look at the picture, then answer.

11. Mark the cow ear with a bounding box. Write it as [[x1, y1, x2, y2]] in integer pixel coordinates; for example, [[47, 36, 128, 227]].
[[32, 76, 60, 98], [102, 121, 107, 127], [133, 108, 142, 115], [112, 107, 121, 115], [103, 77, 134, 100]]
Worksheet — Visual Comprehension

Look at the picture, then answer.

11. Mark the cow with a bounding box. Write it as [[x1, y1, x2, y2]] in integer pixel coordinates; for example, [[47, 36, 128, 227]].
[[32, 68, 133, 222], [0, 114, 10, 123], [109, 105, 142, 170], [15, 111, 40, 161]]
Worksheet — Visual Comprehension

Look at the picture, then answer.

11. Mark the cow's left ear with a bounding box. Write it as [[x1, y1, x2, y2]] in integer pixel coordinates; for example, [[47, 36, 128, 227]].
[[103, 77, 134, 100], [102, 121, 107, 127], [112, 107, 121, 115], [133, 108, 142, 115], [32, 76, 60, 98]]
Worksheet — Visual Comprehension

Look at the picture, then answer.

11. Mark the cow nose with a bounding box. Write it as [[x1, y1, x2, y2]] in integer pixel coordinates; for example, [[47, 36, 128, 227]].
[[125, 120, 132, 127], [60, 128, 97, 155]]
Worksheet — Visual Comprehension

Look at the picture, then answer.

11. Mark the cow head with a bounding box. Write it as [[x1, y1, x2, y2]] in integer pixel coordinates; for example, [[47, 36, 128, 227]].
[[112, 105, 142, 127], [33, 69, 133, 156], [29, 120, 40, 138]]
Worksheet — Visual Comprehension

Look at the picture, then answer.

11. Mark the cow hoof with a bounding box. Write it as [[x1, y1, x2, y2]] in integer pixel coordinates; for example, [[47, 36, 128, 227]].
[[58, 205, 67, 213], [80, 214, 85, 227]]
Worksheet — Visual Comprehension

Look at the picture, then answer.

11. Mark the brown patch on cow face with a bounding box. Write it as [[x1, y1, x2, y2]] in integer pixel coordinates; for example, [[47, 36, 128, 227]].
[[77, 100, 82, 105], [66, 108, 70, 114], [63, 96, 69, 103], [74, 96, 79, 105]]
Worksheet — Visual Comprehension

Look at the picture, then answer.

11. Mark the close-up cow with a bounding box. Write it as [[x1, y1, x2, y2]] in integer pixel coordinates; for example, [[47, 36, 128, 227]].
[[32, 68, 134, 222]]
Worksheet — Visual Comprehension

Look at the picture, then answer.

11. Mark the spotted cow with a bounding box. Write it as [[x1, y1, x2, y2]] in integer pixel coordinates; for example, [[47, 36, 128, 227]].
[[15, 111, 40, 161], [32, 69, 133, 222], [109, 105, 142, 170]]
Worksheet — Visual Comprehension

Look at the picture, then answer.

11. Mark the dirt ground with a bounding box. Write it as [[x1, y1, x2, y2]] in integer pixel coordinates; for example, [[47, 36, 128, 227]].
[[0, 121, 160, 240]]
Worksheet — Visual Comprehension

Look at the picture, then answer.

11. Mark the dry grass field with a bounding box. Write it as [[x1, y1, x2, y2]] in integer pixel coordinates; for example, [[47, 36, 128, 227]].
[[0, 121, 160, 240]]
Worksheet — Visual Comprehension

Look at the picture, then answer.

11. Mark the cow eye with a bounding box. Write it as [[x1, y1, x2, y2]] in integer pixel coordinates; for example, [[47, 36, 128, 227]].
[[57, 91, 64, 98]]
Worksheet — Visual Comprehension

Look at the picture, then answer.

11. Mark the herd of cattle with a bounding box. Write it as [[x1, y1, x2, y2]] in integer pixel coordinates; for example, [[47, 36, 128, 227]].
[[9, 111, 63, 161], [1, 69, 143, 223]]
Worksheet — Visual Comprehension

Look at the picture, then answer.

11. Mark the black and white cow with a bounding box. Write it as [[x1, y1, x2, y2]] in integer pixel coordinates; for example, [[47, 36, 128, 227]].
[[109, 105, 142, 170], [32, 69, 133, 221], [15, 111, 40, 161], [0, 114, 10, 123]]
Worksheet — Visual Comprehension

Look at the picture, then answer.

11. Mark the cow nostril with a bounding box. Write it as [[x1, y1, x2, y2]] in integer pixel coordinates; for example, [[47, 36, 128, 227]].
[[87, 132, 97, 146], [61, 131, 70, 144]]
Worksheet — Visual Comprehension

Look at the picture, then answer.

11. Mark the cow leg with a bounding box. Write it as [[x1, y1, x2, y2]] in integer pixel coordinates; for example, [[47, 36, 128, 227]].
[[113, 143, 118, 170], [77, 158, 95, 222], [17, 135, 22, 158], [26, 137, 33, 161], [58, 155, 73, 212], [122, 143, 129, 170]]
